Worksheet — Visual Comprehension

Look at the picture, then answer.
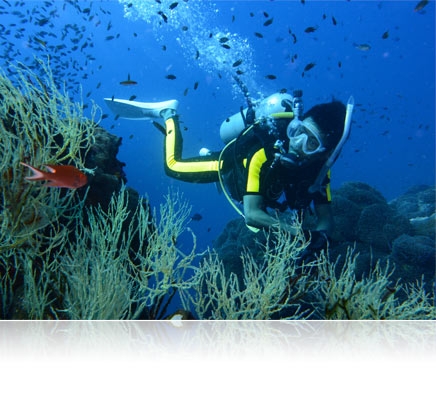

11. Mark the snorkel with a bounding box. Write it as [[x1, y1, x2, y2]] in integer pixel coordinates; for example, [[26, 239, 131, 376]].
[[308, 96, 355, 194]]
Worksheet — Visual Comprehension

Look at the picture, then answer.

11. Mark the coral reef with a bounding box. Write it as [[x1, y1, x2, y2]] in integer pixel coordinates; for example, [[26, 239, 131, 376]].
[[1, 60, 433, 320], [210, 181, 435, 319], [390, 185, 435, 238], [182, 220, 317, 319], [0, 60, 200, 320], [328, 182, 434, 285]]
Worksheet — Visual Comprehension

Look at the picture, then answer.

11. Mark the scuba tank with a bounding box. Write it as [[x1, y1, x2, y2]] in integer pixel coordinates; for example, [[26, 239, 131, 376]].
[[219, 92, 295, 143]]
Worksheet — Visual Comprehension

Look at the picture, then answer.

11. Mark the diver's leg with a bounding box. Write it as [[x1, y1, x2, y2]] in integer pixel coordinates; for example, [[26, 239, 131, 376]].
[[162, 113, 223, 183]]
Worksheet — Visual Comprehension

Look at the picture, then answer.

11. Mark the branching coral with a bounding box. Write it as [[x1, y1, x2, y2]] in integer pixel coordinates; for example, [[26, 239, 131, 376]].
[[181, 229, 434, 320], [58, 187, 197, 320], [0, 58, 99, 253], [0, 58, 101, 318], [181, 221, 318, 320], [314, 247, 435, 320]]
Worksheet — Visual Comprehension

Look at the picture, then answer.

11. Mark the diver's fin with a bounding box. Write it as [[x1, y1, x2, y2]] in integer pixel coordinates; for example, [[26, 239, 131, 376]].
[[104, 98, 178, 120]]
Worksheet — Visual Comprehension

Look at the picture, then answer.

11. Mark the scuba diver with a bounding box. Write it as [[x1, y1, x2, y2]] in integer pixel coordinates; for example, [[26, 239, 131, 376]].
[[104, 85, 354, 254]]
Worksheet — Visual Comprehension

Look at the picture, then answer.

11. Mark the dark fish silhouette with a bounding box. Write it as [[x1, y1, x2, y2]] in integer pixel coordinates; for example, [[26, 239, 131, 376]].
[[304, 62, 316, 72], [190, 213, 203, 221], [263, 18, 273, 27], [120, 73, 137, 86], [414, 0, 428, 12]]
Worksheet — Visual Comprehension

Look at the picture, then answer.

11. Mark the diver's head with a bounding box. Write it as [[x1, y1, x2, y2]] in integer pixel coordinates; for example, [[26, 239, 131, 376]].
[[287, 101, 346, 160]]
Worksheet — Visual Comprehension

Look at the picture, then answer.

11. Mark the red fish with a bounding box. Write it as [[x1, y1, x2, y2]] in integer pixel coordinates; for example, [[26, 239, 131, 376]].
[[20, 162, 88, 189]]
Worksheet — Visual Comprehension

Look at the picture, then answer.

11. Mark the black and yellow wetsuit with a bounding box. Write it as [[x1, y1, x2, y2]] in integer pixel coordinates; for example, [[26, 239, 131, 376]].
[[163, 115, 331, 211]]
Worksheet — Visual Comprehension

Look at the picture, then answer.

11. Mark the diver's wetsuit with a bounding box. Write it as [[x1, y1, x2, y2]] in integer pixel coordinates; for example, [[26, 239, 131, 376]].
[[163, 115, 331, 211]]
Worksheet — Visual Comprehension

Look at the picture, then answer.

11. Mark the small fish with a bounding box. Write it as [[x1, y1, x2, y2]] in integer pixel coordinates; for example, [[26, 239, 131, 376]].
[[332, 16, 337, 26], [190, 213, 203, 221], [169, 2, 178, 9], [304, 26, 318, 33], [381, 30, 389, 39], [183, 88, 189, 96], [254, 32, 263, 38], [219, 37, 230, 43], [263, 18, 273, 27], [221, 44, 231, 49], [181, 26, 188, 31], [158, 11, 168, 23], [165, 74, 177, 80], [105, 35, 115, 41], [232, 59, 243, 67], [304, 62, 316, 71], [129, 95, 137, 101], [36, 17, 50, 26], [21, 163, 87, 189], [193, 81, 199, 90], [414, 0, 428, 12], [354, 43, 371, 51], [120, 73, 137, 86], [265, 74, 277, 80], [34, 37, 47, 47]]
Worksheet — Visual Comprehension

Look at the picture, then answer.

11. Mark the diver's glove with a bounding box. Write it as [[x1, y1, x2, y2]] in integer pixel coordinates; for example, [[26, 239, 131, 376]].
[[300, 230, 329, 263]]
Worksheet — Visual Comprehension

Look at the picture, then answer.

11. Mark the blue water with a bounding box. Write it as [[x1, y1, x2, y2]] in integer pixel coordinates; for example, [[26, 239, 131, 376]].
[[1, 0, 434, 253]]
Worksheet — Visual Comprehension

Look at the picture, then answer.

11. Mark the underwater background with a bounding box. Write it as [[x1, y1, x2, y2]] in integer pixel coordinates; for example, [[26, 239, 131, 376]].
[[1, 0, 434, 252], [1, 0, 434, 253]]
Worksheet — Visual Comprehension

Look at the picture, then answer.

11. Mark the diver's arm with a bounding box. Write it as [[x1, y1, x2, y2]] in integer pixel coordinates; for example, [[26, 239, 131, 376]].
[[243, 194, 298, 234], [313, 203, 334, 236]]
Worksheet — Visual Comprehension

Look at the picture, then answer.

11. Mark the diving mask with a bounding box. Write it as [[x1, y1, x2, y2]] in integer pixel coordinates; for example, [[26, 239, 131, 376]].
[[287, 118, 325, 156]]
